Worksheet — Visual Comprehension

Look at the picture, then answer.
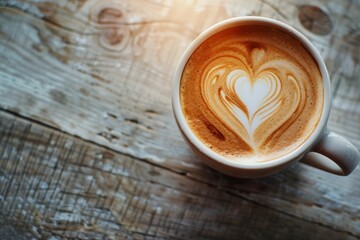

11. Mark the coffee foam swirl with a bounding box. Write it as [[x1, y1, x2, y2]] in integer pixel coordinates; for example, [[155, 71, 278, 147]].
[[180, 25, 324, 163]]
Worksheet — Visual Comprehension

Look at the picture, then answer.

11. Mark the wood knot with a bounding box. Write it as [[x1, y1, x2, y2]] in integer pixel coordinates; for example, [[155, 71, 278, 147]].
[[298, 5, 332, 35], [98, 8, 123, 24], [90, 2, 131, 50], [343, 28, 360, 46], [49, 89, 67, 105], [103, 27, 125, 45]]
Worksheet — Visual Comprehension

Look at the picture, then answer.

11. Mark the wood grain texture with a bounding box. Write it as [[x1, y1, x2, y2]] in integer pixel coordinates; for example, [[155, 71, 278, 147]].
[[0, 111, 359, 240], [0, 0, 358, 170], [0, 0, 360, 239]]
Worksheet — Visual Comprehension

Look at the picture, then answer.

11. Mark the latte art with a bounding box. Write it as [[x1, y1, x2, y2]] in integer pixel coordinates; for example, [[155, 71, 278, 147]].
[[181, 25, 324, 163], [204, 49, 305, 152]]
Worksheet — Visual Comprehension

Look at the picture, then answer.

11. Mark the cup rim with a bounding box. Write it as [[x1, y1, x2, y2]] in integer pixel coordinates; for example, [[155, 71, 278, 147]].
[[172, 16, 331, 170]]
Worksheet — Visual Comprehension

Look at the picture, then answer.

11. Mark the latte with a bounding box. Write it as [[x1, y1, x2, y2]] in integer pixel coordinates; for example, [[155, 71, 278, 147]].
[[180, 24, 324, 163]]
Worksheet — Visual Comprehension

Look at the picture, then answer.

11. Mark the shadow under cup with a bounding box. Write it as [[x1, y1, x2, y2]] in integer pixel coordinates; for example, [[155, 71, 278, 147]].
[[172, 17, 360, 178]]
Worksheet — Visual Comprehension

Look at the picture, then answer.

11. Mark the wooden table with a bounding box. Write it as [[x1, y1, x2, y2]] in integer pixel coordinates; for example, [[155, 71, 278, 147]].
[[0, 0, 359, 239]]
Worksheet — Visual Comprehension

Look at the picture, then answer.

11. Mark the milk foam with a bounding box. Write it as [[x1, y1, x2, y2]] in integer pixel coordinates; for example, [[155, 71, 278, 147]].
[[222, 68, 282, 150], [180, 25, 324, 163]]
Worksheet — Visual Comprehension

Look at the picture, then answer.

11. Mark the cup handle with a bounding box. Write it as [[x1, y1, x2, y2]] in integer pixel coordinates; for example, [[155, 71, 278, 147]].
[[301, 128, 360, 175]]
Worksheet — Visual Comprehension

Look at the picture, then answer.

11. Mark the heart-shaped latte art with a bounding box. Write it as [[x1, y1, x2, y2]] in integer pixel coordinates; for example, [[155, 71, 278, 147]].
[[181, 28, 324, 162], [221, 69, 282, 148], [202, 62, 301, 152]]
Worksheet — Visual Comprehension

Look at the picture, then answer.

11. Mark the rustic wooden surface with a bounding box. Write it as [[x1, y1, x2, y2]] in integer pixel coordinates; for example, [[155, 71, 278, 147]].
[[0, 0, 359, 239]]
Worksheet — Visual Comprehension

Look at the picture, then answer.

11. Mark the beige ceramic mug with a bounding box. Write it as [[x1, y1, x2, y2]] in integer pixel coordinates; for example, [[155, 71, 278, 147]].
[[172, 17, 360, 178]]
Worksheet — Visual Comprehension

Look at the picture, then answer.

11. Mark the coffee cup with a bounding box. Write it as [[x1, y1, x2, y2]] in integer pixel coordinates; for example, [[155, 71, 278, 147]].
[[172, 17, 360, 178]]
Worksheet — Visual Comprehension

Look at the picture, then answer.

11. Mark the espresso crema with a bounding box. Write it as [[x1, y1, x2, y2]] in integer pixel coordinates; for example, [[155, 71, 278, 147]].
[[180, 24, 324, 163]]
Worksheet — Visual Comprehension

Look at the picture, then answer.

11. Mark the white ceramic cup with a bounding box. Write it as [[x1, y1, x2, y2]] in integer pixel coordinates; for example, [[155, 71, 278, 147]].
[[172, 16, 360, 178]]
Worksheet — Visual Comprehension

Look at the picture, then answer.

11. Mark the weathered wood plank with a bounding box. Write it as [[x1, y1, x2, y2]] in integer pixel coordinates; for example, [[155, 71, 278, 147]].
[[0, 111, 359, 239], [0, 0, 359, 175]]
